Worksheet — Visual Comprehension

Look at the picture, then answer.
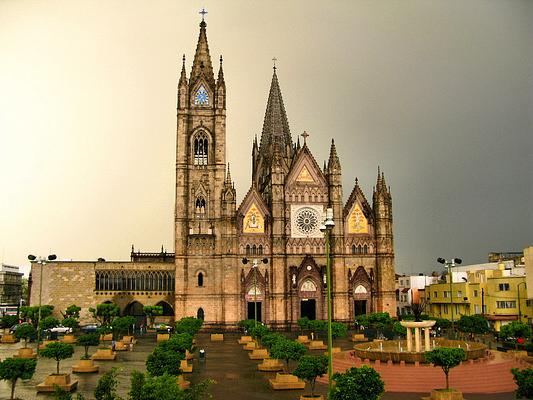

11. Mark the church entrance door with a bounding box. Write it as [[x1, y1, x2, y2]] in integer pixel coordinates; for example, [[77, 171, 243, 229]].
[[247, 301, 262, 322], [300, 299, 316, 320], [354, 300, 367, 316]]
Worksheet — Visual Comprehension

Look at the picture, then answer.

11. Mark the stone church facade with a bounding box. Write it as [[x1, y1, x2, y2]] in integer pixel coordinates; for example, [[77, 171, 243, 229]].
[[30, 19, 396, 329]]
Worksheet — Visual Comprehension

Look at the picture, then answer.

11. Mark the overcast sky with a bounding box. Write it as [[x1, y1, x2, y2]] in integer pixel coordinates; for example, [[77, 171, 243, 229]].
[[1, 0, 532, 276]]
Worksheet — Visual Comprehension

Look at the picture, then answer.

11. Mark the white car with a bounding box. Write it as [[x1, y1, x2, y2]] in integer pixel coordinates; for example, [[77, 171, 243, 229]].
[[47, 325, 72, 334]]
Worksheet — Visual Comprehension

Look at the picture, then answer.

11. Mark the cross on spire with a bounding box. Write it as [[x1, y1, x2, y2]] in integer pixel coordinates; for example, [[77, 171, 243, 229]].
[[272, 57, 277, 70], [199, 8, 208, 21], [301, 131, 309, 144]]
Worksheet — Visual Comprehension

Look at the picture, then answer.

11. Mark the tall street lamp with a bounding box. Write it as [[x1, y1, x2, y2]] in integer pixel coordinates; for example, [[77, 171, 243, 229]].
[[437, 257, 462, 336], [320, 207, 335, 398], [28, 253, 57, 354], [242, 257, 268, 328], [517, 281, 527, 322]]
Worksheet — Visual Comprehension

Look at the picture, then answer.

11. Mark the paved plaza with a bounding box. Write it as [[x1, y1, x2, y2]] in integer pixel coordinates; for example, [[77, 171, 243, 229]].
[[0, 332, 519, 400]]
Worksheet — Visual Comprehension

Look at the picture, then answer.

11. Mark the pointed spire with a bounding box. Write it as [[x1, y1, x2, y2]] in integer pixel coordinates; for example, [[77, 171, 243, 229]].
[[259, 67, 292, 158], [179, 54, 187, 84], [225, 163, 232, 184], [190, 18, 215, 87], [377, 166, 382, 187], [217, 55, 224, 84], [327, 139, 341, 171], [296, 136, 301, 150]]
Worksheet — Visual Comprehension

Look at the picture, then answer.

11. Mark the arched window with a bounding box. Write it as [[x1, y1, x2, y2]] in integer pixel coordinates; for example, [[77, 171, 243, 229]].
[[195, 196, 206, 215], [352, 245, 356, 254], [246, 245, 251, 255], [258, 245, 263, 255], [252, 245, 257, 255], [363, 245, 368, 254], [198, 272, 204, 287], [197, 308, 205, 320], [194, 132, 208, 166], [357, 245, 362, 254]]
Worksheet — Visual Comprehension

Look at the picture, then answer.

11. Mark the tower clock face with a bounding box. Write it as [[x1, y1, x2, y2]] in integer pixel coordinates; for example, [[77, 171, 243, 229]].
[[290, 205, 323, 238], [194, 85, 209, 106]]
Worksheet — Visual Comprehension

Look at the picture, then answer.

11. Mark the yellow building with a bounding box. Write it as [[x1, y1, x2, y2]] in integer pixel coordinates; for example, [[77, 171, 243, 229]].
[[426, 263, 532, 331]]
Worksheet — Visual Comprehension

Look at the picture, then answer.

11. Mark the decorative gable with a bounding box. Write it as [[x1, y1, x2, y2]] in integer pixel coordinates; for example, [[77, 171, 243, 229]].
[[296, 166, 315, 183], [237, 186, 270, 235], [347, 204, 368, 234], [286, 145, 327, 189], [243, 202, 264, 233]]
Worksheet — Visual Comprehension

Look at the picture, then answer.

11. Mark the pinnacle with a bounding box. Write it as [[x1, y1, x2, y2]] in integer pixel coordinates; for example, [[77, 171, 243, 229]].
[[190, 19, 215, 87]]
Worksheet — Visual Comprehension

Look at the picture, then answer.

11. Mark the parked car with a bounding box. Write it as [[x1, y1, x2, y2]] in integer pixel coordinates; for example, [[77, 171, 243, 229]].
[[9, 322, 30, 333], [47, 325, 72, 334], [154, 323, 174, 333], [80, 323, 98, 333]]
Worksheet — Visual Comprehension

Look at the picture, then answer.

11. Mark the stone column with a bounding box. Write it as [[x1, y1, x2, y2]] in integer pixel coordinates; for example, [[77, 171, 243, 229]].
[[406, 327, 413, 352], [424, 328, 431, 352], [414, 327, 421, 353]]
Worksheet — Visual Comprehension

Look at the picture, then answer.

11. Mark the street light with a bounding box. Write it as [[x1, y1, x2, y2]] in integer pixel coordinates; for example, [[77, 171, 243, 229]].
[[28, 253, 57, 354], [437, 257, 462, 336], [320, 207, 335, 399], [517, 281, 527, 322], [242, 257, 268, 328]]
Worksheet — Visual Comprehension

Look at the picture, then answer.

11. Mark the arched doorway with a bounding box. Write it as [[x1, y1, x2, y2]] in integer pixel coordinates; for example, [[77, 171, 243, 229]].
[[299, 279, 318, 320], [349, 266, 372, 319], [155, 301, 174, 316], [123, 301, 145, 327], [289, 256, 325, 324], [197, 308, 205, 320]]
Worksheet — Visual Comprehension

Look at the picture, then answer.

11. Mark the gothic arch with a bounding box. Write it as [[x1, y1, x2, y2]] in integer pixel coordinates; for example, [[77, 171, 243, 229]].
[[155, 301, 174, 316], [288, 255, 326, 322], [241, 266, 269, 323], [189, 128, 213, 167], [348, 266, 372, 318], [124, 301, 144, 317]]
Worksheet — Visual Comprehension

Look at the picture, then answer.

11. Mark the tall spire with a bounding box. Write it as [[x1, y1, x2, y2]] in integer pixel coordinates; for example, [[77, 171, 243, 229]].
[[190, 16, 215, 88], [259, 67, 292, 158], [217, 55, 224, 84], [179, 54, 187, 84], [327, 138, 341, 172]]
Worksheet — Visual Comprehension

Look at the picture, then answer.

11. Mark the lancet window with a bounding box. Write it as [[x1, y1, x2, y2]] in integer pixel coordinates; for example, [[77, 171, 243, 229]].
[[193, 132, 208, 166], [95, 270, 175, 292]]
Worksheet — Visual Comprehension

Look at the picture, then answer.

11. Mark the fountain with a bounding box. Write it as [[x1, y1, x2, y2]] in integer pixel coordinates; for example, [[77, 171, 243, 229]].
[[353, 320, 487, 364]]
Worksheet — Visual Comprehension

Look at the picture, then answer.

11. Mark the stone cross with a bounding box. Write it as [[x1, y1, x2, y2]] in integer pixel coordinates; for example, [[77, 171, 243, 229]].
[[199, 8, 208, 21]]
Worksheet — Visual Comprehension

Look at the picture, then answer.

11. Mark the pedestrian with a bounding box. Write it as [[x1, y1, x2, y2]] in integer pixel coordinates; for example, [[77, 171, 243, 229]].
[[111, 340, 116, 351], [129, 342, 133, 352]]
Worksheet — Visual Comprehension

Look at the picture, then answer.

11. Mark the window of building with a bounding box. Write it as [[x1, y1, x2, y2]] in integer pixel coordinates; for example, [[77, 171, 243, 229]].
[[454, 304, 460, 314], [443, 304, 449, 314], [443, 291, 449, 298], [197, 308, 204, 320], [258, 245, 263, 255], [193, 132, 208, 166], [474, 305, 480, 314], [363, 245, 368, 254], [496, 301, 516, 309], [456, 291, 463, 298], [352, 245, 356, 254], [526, 300, 533, 307], [197, 272, 204, 287], [499, 283, 510, 291], [195, 196, 206, 215], [474, 290, 478, 297]]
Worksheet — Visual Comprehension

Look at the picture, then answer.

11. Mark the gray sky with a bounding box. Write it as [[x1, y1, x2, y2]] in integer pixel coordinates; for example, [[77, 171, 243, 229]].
[[1, 0, 532, 276]]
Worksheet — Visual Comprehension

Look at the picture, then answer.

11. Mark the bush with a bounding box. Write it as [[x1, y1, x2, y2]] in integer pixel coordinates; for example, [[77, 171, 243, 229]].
[[297, 317, 310, 333], [270, 339, 307, 372], [356, 312, 393, 332], [77, 333, 100, 359], [512, 368, 533, 399], [62, 305, 81, 319], [261, 332, 285, 350], [500, 321, 532, 341], [39, 316, 60, 331], [1, 315, 18, 329], [143, 306, 163, 328], [249, 324, 269, 342], [392, 321, 407, 337], [237, 319, 255, 333], [0, 357, 37, 400], [94, 367, 121, 400], [20, 305, 54, 328], [146, 346, 184, 376], [159, 333, 193, 353], [40, 342, 75, 375], [175, 317, 203, 336], [15, 324, 36, 348], [62, 317, 80, 333], [129, 372, 213, 400], [89, 303, 120, 326], [331, 322, 348, 339], [332, 365, 385, 400], [457, 315, 490, 335], [308, 320, 327, 338], [293, 355, 328, 396], [425, 347, 466, 390], [112, 316, 136, 337]]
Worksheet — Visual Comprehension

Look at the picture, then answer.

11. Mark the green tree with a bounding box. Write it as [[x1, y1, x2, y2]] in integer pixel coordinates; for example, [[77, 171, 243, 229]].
[[77, 333, 100, 359], [94, 367, 121, 400], [356, 312, 393, 332], [61, 305, 81, 319], [512, 368, 533, 399], [53, 386, 86, 400], [112, 316, 136, 338], [146, 347, 184, 376], [143, 306, 163, 328], [20, 305, 54, 328], [308, 320, 327, 338], [15, 324, 36, 348], [62, 317, 80, 334], [434, 318, 451, 332], [175, 317, 203, 336], [89, 303, 120, 326], [297, 317, 310, 334], [332, 365, 385, 400], [249, 323, 269, 344], [261, 332, 285, 350], [40, 316, 60, 332], [0, 357, 37, 400], [293, 355, 328, 396], [1, 315, 18, 329], [129, 372, 213, 400], [269, 339, 307, 372], [159, 333, 193, 353], [392, 321, 407, 337], [424, 347, 466, 390], [456, 315, 490, 336], [237, 319, 255, 333], [331, 322, 348, 339], [500, 321, 532, 341], [40, 342, 75, 374]]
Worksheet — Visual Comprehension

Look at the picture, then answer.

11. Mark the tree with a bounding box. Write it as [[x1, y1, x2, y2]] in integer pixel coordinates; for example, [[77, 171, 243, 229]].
[[269, 338, 307, 372], [175, 317, 203, 336], [77, 333, 100, 359], [261, 332, 285, 350], [40, 342, 75, 375], [456, 315, 490, 336], [159, 333, 193, 353], [129, 372, 213, 400], [112, 316, 136, 337], [15, 324, 36, 347], [512, 368, 533, 399], [20, 305, 54, 328], [0, 357, 37, 400], [94, 367, 121, 400], [146, 346, 184, 376], [40, 316, 60, 332], [410, 299, 427, 322], [143, 305, 163, 328], [61, 305, 81, 319], [332, 365, 385, 400], [392, 321, 407, 338], [249, 323, 269, 344], [500, 321, 532, 341], [308, 320, 327, 338], [293, 355, 328, 397], [89, 303, 120, 326], [356, 312, 393, 333], [424, 347, 466, 390], [434, 318, 451, 332], [53, 386, 86, 400], [1, 315, 18, 329], [331, 322, 348, 339], [237, 319, 255, 333], [297, 317, 310, 334], [62, 317, 80, 334]]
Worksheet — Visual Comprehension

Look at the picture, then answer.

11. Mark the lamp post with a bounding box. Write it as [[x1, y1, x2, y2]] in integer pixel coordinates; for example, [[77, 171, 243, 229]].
[[28, 253, 57, 354], [320, 207, 335, 398], [517, 281, 527, 322], [242, 257, 268, 327], [437, 257, 462, 337]]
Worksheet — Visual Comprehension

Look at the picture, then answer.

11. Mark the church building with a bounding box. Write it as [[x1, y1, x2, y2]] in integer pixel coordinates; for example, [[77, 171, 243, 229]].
[[30, 17, 396, 329]]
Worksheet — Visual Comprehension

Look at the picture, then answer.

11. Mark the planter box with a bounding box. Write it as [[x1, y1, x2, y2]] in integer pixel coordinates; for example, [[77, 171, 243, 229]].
[[211, 333, 224, 341], [308, 340, 327, 350], [323, 347, 341, 356], [238, 335, 253, 344], [244, 341, 257, 351], [1, 334, 17, 343], [258, 358, 284, 372], [422, 389, 464, 400], [115, 341, 128, 351], [16, 347, 37, 359], [99, 333, 113, 341], [121, 335, 137, 344], [62, 335, 77, 344], [297, 335, 310, 344], [180, 359, 193, 373], [249, 348, 269, 360], [269, 373, 306, 390], [91, 348, 117, 361], [177, 375, 190, 389], [72, 359, 99, 373], [36, 373, 78, 392], [351, 333, 367, 342], [300, 396, 324, 400], [157, 333, 170, 342]]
